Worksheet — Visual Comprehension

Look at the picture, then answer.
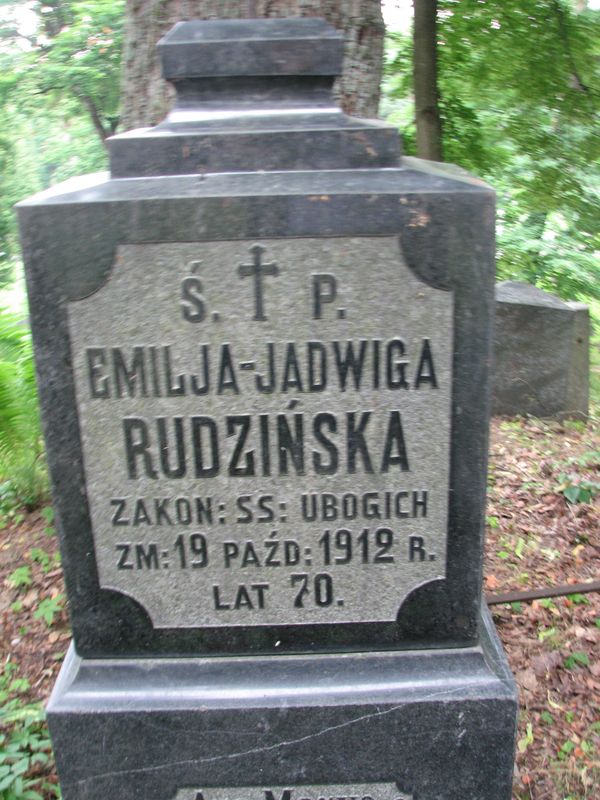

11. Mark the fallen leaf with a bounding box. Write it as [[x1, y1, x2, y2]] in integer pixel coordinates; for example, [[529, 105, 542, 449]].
[[532, 651, 563, 676], [518, 668, 538, 692], [22, 589, 37, 607], [486, 574, 501, 590]]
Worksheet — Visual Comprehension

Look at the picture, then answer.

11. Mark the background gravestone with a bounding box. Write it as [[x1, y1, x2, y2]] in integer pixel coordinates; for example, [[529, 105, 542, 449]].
[[493, 281, 590, 420], [18, 18, 517, 800]]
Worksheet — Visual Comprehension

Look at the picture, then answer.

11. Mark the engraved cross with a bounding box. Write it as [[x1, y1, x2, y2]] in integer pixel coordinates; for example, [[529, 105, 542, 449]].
[[238, 244, 279, 321]]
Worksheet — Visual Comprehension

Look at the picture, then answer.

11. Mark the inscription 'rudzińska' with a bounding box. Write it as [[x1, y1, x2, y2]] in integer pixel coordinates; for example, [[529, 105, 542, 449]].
[[68, 237, 453, 628]]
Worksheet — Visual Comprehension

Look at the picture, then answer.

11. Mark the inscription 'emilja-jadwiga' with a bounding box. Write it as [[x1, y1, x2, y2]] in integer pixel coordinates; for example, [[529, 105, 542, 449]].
[[68, 236, 453, 628]]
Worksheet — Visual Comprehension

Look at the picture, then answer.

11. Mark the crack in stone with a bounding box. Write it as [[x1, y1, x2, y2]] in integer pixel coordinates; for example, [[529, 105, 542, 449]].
[[63, 684, 469, 791]]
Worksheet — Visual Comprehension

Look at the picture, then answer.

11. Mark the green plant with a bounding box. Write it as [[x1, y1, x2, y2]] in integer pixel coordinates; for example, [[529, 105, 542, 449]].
[[563, 652, 590, 670], [33, 596, 64, 627], [7, 568, 32, 590], [558, 739, 576, 760], [538, 626, 558, 643], [568, 594, 591, 606], [29, 549, 50, 573], [0, 482, 25, 526], [386, 2, 600, 309], [0, 661, 57, 800], [558, 473, 600, 505], [567, 450, 600, 468], [517, 721, 534, 753], [0, 310, 48, 511], [40, 507, 55, 538]]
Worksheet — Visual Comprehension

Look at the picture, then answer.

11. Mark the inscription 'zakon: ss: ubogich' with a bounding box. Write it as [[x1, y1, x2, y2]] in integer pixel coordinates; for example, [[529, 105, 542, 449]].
[[69, 237, 454, 629]]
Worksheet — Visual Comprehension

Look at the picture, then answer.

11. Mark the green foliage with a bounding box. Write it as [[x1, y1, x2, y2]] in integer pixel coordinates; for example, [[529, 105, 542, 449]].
[[40, 506, 55, 537], [33, 595, 64, 627], [1, 1, 123, 134], [0, 309, 47, 510], [0, 1, 124, 279], [567, 593, 591, 605], [558, 473, 600, 504], [0, 661, 57, 800], [517, 721, 534, 753], [29, 549, 50, 572], [563, 651, 590, 669], [384, 1, 600, 304], [6, 567, 32, 590], [567, 449, 600, 468]]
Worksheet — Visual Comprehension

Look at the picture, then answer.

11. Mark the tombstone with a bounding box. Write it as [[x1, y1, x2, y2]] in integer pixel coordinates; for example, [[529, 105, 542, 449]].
[[493, 281, 590, 420], [18, 18, 517, 800]]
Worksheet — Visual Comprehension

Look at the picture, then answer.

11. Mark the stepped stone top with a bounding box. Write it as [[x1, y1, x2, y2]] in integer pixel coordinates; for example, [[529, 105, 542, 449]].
[[108, 17, 400, 178], [158, 18, 344, 78]]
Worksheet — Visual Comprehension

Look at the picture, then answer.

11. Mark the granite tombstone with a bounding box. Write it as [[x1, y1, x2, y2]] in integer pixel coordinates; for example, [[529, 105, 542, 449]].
[[18, 18, 517, 800]]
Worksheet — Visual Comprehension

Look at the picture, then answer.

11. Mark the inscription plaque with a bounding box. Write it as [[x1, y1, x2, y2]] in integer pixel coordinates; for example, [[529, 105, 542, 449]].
[[173, 785, 411, 800], [69, 236, 453, 628]]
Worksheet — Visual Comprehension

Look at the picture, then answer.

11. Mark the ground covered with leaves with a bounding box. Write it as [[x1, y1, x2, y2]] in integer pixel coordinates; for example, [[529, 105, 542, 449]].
[[485, 417, 600, 800], [0, 416, 599, 800]]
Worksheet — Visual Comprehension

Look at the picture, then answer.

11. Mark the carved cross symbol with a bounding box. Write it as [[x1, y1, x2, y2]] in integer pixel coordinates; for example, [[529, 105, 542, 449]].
[[238, 244, 279, 321]]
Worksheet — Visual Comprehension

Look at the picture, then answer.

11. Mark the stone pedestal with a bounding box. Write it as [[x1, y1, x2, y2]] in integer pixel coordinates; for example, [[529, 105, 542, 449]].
[[48, 607, 516, 800]]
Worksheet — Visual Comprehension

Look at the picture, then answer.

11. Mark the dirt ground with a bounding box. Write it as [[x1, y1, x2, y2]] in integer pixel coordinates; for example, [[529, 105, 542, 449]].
[[1, 415, 599, 800]]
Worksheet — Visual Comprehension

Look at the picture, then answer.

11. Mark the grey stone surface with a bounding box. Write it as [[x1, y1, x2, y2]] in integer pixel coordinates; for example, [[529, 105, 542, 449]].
[[493, 281, 589, 420], [172, 786, 411, 800], [47, 606, 517, 800], [69, 237, 453, 629]]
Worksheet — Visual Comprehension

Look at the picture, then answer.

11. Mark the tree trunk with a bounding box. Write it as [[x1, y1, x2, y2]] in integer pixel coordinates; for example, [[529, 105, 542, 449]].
[[119, 0, 385, 131], [413, 0, 442, 161]]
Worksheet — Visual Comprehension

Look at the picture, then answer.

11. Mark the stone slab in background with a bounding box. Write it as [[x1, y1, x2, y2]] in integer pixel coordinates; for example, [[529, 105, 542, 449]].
[[492, 281, 590, 420]]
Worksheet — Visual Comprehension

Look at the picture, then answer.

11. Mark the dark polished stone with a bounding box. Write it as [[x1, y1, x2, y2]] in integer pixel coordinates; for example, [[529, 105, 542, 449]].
[[47, 606, 516, 800]]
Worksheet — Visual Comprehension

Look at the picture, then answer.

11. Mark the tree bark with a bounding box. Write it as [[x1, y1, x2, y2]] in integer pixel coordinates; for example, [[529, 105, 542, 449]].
[[119, 0, 385, 131], [413, 0, 442, 161], [75, 94, 111, 144]]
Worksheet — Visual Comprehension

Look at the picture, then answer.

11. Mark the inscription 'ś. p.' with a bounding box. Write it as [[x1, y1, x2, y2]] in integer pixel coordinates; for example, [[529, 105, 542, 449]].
[[69, 236, 453, 629]]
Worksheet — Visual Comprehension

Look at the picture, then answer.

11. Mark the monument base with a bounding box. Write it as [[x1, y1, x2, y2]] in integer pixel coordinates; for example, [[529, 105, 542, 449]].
[[47, 607, 517, 800]]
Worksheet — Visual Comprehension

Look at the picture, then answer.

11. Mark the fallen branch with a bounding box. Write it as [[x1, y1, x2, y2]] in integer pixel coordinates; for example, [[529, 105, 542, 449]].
[[487, 579, 600, 606]]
